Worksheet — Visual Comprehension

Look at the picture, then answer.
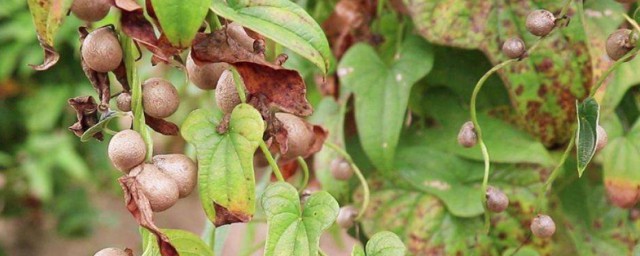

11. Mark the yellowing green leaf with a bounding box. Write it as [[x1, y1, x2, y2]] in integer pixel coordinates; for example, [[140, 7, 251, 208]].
[[141, 228, 214, 256], [182, 104, 264, 226]]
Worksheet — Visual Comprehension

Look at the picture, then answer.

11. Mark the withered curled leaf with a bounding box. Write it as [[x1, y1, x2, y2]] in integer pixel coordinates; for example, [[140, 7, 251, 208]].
[[144, 113, 179, 136], [119, 174, 178, 256], [191, 30, 312, 117], [68, 96, 103, 141]]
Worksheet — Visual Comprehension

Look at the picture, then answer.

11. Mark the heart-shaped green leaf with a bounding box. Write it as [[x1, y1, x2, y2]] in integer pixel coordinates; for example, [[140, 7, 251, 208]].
[[576, 98, 599, 176], [364, 231, 406, 256], [262, 182, 339, 256], [141, 228, 214, 256], [211, 0, 332, 74], [338, 36, 434, 173], [26, 0, 73, 70], [150, 0, 209, 48], [182, 104, 265, 226]]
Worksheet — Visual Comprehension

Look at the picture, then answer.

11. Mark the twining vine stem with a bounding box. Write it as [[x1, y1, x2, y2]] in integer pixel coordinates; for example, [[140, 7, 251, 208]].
[[470, 0, 573, 233], [297, 157, 310, 192], [324, 141, 370, 220]]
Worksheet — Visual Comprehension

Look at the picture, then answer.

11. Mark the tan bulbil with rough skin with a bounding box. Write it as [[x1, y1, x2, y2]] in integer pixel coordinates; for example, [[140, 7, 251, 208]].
[[227, 22, 256, 52], [71, 0, 111, 22], [457, 121, 477, 148], [186, 55, 230, 90], [336, 205, 358, 229], [93, 247, 128, 256], [108, 130, 146, 173], [82, 27, 122, 73], [606, 29, 636, 61], [142, 78, 180, 118], [133, 164, 179, 212], [526, 10, 556, 37], [486, 186, 509, 213], [215, 70, 243, 114], [153, 154, 198, 198], [530, 214, 556, 238], [275, 113, 315, 160], [116, 92, 132, 112], [330, 158, 353, 180]]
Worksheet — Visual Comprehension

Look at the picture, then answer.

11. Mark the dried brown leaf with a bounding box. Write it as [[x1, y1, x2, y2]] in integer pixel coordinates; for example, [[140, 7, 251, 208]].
[[68, 96, 103, 141], [29, 36, 60, 71], [144, 114, 179, 136], [213, 202, 250, 227], [119, 174, 178, 256]]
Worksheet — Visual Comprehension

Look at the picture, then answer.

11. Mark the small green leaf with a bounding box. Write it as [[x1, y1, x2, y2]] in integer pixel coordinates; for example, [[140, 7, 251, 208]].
[[182, 104, 264, 226], [576, 98, 599, 176], [262, 182, 339, 256], [141, 228, 214, 256], [80, 111, 125, 142], [365, 231, 406, 256], [338, 36, 434, 172], [210, 0, 332, 74], [150, 0, 209, 48]]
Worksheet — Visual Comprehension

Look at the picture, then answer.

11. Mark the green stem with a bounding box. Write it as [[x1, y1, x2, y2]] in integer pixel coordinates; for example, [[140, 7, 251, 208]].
[[207, 9, 222, 31], [623, 13, 640, 33], [259, 141, 284, 182], [590, 48, 640, 98], [324, 142, 370, 220], [297, 157, 310, 193], [231, 68, 247, 103], [543, 136, 575, 193]]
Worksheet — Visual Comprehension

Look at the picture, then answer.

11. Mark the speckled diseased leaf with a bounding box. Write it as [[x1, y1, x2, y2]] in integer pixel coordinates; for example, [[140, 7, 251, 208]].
[[181, 104, 265, 226], [141, 228, 214, 256], [406, 0, 614, 146], [262, 182, 339, 256]]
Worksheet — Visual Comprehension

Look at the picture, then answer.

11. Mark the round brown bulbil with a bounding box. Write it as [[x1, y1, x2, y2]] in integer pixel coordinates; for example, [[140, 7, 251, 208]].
[[116, 92, 132, 112], [71, 0, 111, 22], [606, 29, 637, 61], [93, 247, 128, 256], [142, 78, 180, 118], [275, 113, 316, 160], [526, 10, 556, 37], [457, 121, 477, 148], [132, 164, 180, 212], [153, 154, 198, 198], [215, 70, 243, 114], [82, 27, 122, 73], [502, 37, 526, 59], [108, 130, 146, 173], [186, 55, 230, 90], [330, 158, 353, 181], [486, 186, 509, 213], [530, 214, 556, 238], [336, 205, 358, 229]]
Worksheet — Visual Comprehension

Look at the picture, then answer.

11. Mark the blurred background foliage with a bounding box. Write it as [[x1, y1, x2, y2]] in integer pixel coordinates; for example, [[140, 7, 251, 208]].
[[4, 0, 640, 255]]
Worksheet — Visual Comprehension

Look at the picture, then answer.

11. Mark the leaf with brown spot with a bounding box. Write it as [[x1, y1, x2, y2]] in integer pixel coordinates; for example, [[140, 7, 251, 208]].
[[144, 113, 179, 136], [26, 0, 72, 70], [191, 30, 312, 116], [119, 174, 178, 256], [68, 96, 103, 141]]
